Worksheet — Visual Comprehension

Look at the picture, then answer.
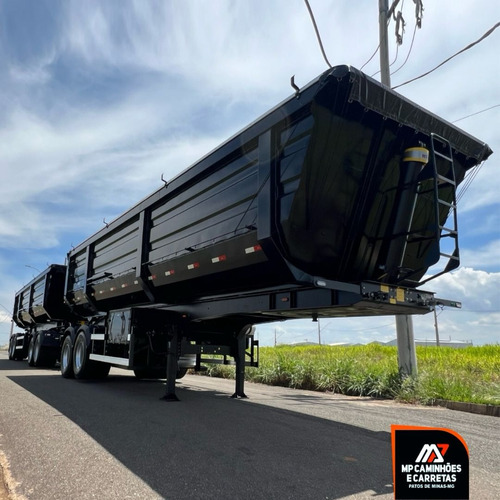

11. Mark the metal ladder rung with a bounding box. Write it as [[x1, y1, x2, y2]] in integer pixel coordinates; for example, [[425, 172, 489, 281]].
[[437, 199, 456, 209], [439, 230, 458, 238], [440, 252, 459, 260], [434, 150, 454, 162], [437, 174, 456, 185], [439, 225, 457, 233]]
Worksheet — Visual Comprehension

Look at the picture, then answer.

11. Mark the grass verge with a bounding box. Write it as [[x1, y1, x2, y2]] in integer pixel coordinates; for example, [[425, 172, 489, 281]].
[[202, 344, 500, 406]]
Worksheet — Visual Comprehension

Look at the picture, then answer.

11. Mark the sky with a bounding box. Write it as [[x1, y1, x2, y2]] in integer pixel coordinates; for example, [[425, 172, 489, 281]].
[[0, 0, 498, 347]]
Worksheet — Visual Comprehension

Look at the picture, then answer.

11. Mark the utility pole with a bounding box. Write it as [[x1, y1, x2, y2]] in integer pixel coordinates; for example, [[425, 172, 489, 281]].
[[378, 0, 391, 86], [433, 307, 440, 347], [378, 0, 418, 377]]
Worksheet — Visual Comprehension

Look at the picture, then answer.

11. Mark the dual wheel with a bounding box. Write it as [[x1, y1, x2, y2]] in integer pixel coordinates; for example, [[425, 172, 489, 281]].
[[27, 333, 57, 367], [60, 332, 110, 379]]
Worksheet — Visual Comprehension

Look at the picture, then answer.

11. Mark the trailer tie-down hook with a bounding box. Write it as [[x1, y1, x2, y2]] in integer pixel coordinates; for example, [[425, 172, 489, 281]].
[[161, 173, 168, 188], [290, 75, 300, 99]]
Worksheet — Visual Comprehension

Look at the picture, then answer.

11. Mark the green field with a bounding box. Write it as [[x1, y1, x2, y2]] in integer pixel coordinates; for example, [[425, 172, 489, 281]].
[[203, 344, 500, 406]]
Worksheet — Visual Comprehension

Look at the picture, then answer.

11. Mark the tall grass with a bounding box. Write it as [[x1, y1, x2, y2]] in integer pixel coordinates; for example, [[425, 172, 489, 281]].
[[202, 344, 500, 405]]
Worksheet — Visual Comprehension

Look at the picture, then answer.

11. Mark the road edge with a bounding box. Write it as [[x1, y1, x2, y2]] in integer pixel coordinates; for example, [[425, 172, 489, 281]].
[[432, 399, 499, 417], [0, 450, 27, 500]]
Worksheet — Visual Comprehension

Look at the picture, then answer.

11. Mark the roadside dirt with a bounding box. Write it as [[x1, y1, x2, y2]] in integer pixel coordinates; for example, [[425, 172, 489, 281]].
[[0, 450, 22, 500], [0, 463, 11, 499]]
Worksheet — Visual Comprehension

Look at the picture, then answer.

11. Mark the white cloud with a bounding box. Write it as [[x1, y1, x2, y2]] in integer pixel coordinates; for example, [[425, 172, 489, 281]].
[[422, 267, 500, 312], [460, 241, 500, 270]]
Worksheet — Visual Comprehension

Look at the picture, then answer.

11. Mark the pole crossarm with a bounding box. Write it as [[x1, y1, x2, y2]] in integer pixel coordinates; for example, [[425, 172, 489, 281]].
[[387, 0, 402, 20]]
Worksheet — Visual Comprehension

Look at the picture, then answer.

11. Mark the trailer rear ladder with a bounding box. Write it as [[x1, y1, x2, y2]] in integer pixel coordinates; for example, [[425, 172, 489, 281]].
[[404, 134, 460, 285]]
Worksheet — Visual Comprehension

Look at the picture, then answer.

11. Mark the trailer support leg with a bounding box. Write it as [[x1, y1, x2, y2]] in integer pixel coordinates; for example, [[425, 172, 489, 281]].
[[231, 329, 248, 399], [161, 329, 180, 402]]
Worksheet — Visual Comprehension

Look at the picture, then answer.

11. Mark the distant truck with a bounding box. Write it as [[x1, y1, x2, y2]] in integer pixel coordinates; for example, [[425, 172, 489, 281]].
[[8, 65, 492, 400]]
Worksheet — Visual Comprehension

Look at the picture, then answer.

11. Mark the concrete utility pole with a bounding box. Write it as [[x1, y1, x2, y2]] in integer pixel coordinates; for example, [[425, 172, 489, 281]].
[[378, 0, 418, 377], [378, 0, 392, 87], [433, 307, 441, 347]]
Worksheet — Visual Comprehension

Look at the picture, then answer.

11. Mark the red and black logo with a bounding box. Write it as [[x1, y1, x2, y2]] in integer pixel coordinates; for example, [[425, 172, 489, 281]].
[[391, 425, 469, 499]]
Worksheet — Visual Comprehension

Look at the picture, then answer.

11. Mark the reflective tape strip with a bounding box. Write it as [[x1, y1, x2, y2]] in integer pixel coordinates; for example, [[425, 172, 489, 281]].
[[245, 244, 262, 254], [164, 270, 175, 276], [121, 283, 128, 288], [403, 147, 429, 164], [187, 263, 200, 270], [148, 274, 157, 281], [211, 255, 227, 263]]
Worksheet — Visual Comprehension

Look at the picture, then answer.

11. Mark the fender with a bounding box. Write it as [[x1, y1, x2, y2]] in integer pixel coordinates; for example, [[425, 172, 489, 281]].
[[75, 324, 91, 346], [63, 325, 78, 345]]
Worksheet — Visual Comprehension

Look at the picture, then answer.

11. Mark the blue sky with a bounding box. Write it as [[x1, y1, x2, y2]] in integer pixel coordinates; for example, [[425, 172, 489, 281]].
[[0, 0, 499, 347]]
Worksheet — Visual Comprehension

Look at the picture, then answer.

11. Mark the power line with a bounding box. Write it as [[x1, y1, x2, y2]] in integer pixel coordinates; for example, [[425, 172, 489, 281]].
[[457, 161, 485, 204], [452, 104, 500, 123], [390, 22, 418, 76], [303, 0, 332, 68], [393, 21, 500, 89], [454, 102, 499, 202], [360, 43, 380, 71]]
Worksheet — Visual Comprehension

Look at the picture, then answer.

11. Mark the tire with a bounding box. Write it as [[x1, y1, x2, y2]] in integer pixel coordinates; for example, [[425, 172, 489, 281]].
[[27, 337, 35, 366], [33, 333, 44, 366], [8, 337, 15, 360], [176, 368, 188, 380], [73, 332, 89, 379], [13, 339, 25, 360], [60, 336, 74, 378], [73, 332, 110, 380], [33, 332, 55, 367]]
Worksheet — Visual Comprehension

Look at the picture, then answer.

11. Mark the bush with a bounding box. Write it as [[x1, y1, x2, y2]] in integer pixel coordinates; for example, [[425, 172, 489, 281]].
[[200, 344, 500, 405]]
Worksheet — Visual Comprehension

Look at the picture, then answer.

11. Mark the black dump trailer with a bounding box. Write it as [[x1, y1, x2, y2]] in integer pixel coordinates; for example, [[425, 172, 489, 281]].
[[9, 264, 73, 365], [10, 65, 492, 399]]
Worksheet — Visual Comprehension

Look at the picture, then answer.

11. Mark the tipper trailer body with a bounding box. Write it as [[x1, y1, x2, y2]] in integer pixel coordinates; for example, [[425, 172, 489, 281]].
[[9, 264, 73, 366], [9, 65, 492, 399]]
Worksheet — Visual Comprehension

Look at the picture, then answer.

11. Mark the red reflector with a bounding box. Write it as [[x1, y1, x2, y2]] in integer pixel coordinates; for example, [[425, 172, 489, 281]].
[[211, 255, 227, 263], [245, 244, 262, 254]]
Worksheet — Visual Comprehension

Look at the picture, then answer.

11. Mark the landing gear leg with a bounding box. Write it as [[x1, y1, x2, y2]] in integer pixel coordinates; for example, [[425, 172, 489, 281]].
[[231, 328, 248, 399], [161, 328, 180, 402]]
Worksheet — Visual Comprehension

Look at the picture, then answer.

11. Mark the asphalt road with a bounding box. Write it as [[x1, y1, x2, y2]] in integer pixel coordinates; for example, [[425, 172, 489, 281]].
[[0, 351, 498, 500]]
